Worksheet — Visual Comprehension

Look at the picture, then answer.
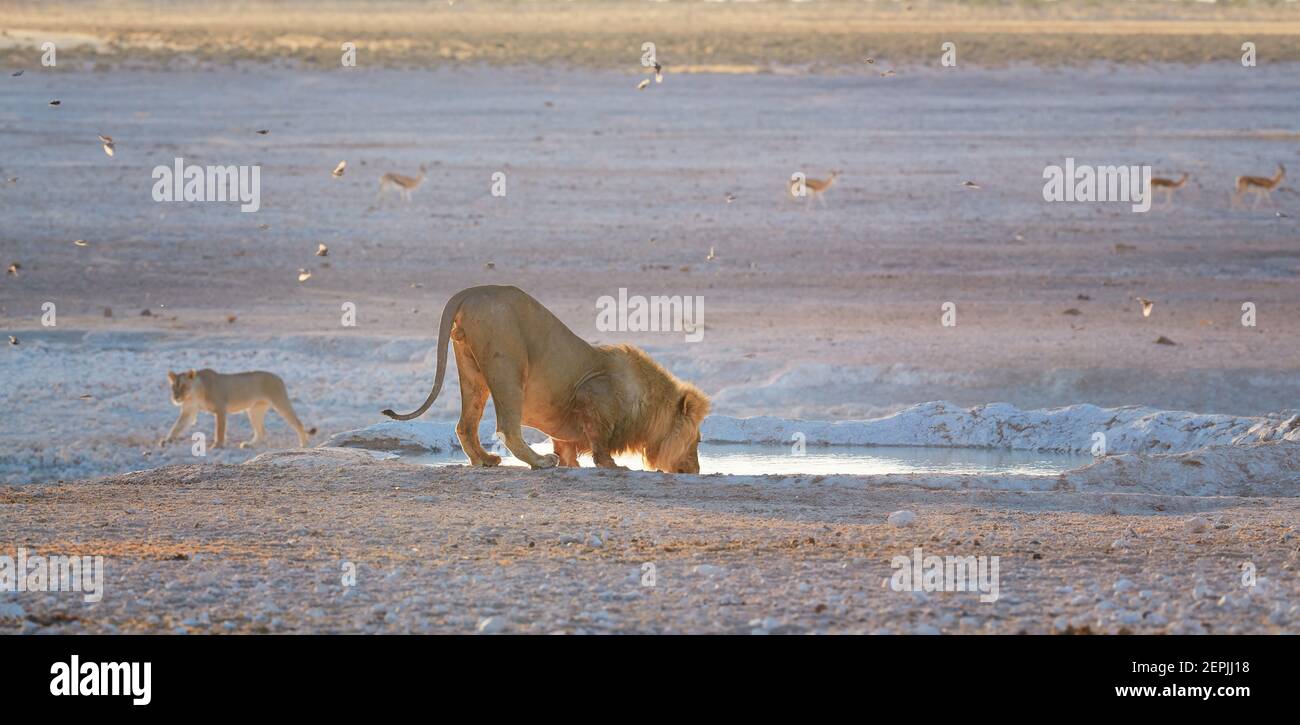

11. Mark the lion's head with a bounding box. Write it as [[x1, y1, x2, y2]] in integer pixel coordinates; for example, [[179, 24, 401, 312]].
[[642, 383, 710, 474], [167, 370, 198, 405]]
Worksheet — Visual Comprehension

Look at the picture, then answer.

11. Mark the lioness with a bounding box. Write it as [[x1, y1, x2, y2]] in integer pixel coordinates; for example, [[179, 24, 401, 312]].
[[160, 369, 315, 449], [382, 285, 710, 473]]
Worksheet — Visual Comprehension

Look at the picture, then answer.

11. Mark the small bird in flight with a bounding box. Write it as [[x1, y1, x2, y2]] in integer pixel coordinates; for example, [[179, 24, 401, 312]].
[[316, 243, 329, 257], [725, 193, 737, 203], [654, 62, 663, 84], [99, 134, 115, 157], [7, 336, 17, 346], [48, 99, 60, 106], [297, 269, 312, 282], [331, 161, 346, 177], [706, 246, 717, 261], [962, 181, 980, 190], [12, 70, 23, 77], [256, 129, 269, 135], [1136, 297, 1154, 318], [879, 70, 896, 78], [636, 78, 650, 91], [864, 58, 875, 65], [6, 262, 19, 275], [73, 239, 88, 247]]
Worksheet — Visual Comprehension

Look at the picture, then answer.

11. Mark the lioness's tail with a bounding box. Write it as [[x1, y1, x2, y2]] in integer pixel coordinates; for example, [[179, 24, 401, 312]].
[[381, 288, 473, 421]]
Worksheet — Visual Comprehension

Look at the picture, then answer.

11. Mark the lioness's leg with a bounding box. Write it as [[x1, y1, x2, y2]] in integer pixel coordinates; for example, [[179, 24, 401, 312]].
[[552, 439, 581, 467], [243, 402, 269, 448], [212, 409, 227, 449], [160, 407, 197, 446], [453, 341, 498, 466], [482, 360, 558, 470]]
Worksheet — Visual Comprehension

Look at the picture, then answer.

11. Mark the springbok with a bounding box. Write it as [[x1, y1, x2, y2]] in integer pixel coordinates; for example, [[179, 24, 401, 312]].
[[790, 171, 840, 207], [1232, 163, 1285, 209], [377, 164, 427, 204], [1150, 172, 1189, 206]]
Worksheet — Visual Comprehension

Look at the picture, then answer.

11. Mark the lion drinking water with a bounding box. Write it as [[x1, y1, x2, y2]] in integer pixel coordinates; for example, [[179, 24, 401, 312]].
[[382, 285, 710, 473]]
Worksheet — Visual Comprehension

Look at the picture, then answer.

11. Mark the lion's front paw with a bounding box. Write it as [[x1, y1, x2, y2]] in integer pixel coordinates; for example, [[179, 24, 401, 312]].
[[532, 453, 560, 470], [479, 454, 502, 467], [157, 438, 170, 448]]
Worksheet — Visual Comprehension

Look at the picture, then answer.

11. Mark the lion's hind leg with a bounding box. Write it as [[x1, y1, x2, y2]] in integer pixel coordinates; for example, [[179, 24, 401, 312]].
[[481, 358, 558, 470], [453, 340, 500, 467], [242, 401, 270, 449]]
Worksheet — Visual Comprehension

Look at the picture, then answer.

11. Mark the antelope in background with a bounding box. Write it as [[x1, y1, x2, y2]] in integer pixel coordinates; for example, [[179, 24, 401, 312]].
[[1150, 172, 1190, 207], [377, 164, 427, 204], [790, 170, 840, 207], [1232, 163, 1285, 208]]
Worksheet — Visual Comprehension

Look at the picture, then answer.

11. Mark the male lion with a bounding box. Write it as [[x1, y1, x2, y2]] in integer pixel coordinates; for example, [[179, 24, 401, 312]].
[[382, 285, 710, 473]]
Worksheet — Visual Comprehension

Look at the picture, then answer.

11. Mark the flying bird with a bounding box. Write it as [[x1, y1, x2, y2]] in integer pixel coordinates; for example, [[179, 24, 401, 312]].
[[879, 70, 896, 78], [654, 62, 663, 84], [316, 243, 329, 257], [864, 58, 875, 65], [12, 70, 23, 77], [725, 193, 737, 203], [332, 161, 346, 177], [48, 100, 60, 106], [962, 181, 980, 190], [73, 239, 87, 247], [7, 336, 17, 346], [256, 129, 269, 135], [707, 246, 717, 261], [297, 269, 312, 282], [6, 262, 19, 275], [636, 78, 650, 91], [99, 135, 115, 157], [1136, 297, 1154, 318]]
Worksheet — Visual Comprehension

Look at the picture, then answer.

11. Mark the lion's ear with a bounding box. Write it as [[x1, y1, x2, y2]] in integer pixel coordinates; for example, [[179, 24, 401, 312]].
[[679, 388, 710, 423], [167, 371, 176, 382], [186, 370, 196, 379]]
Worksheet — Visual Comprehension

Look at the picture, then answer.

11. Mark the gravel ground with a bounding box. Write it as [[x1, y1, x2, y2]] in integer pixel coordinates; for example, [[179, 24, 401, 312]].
[[2, 449, 1296, 635]]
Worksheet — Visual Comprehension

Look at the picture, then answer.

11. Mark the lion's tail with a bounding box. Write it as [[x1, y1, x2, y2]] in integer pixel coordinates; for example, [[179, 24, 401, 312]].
[[381, 288, 472, 421]]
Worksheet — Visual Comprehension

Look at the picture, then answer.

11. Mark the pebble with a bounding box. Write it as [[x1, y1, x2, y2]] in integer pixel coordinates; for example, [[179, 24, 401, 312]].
[[476, 616, 506, 634]]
